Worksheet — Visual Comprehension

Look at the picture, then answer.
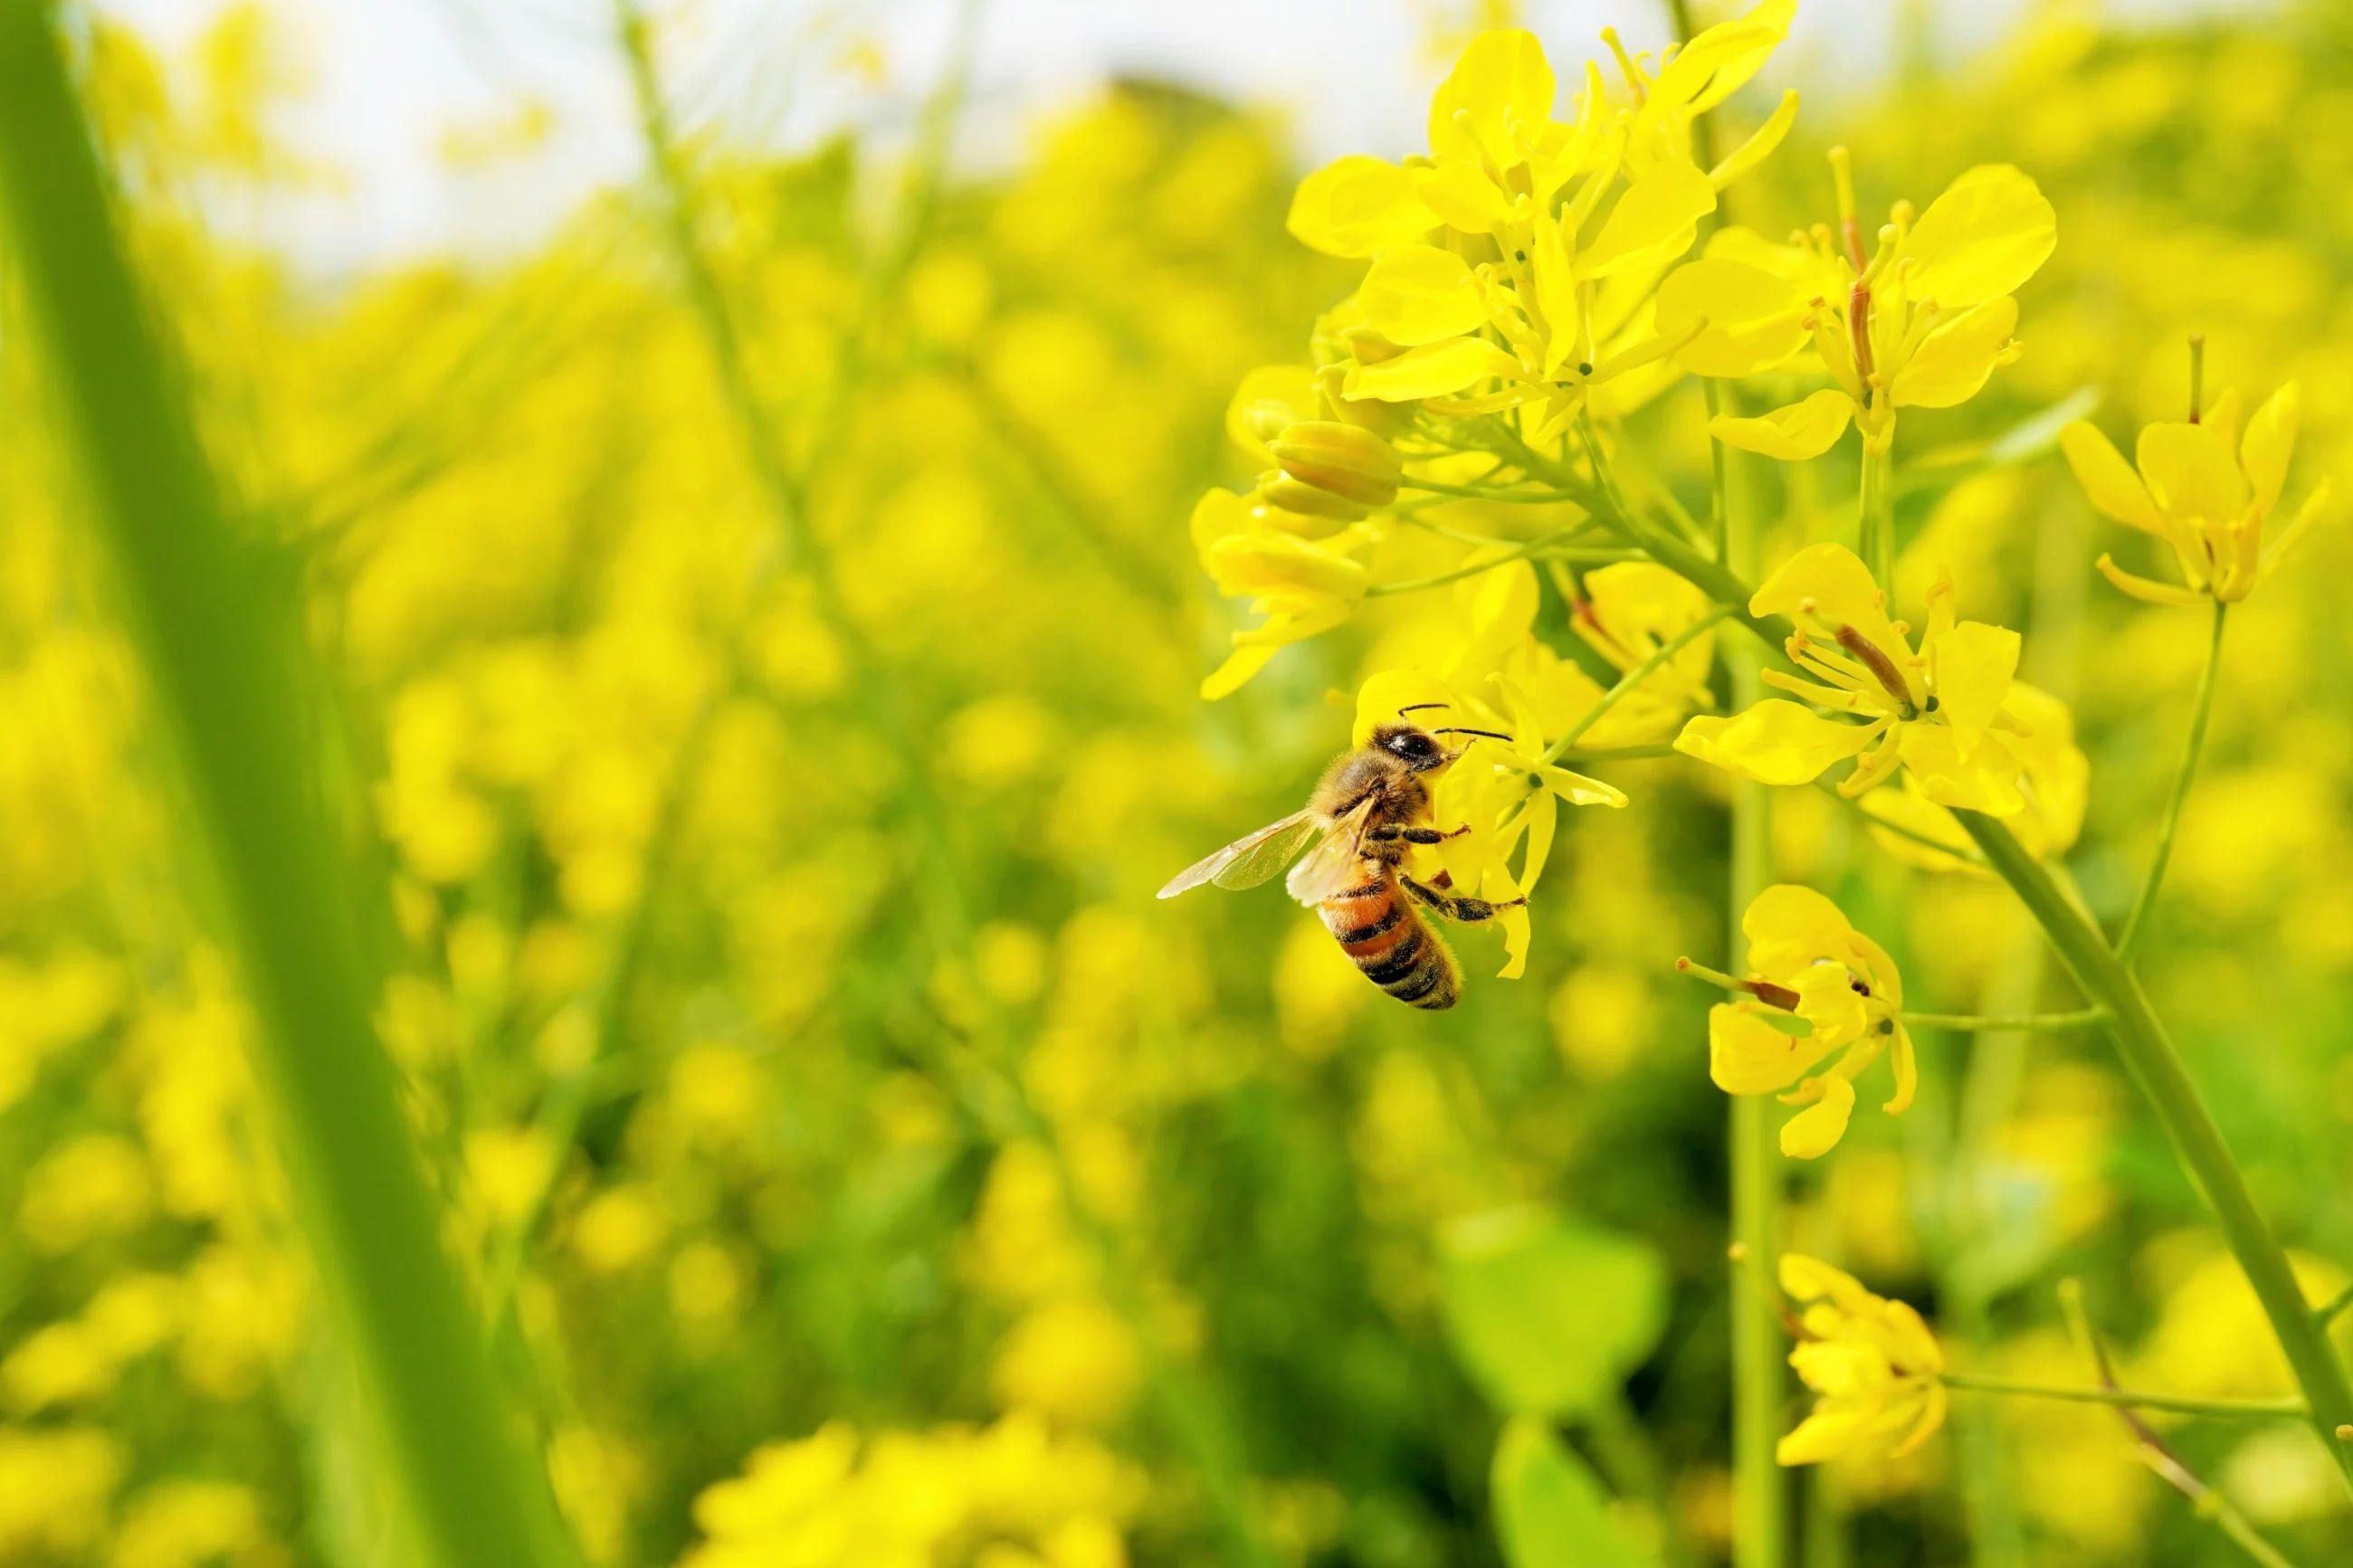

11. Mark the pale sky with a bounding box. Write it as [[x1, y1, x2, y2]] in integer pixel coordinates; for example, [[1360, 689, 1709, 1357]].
[[91, 0, 2262, 277]]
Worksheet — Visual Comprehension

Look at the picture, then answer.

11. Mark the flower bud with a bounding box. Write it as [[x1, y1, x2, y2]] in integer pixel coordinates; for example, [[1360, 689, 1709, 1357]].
[[1257, 471, 1368, 523], [1316, 365, 1419, 438], [1267, 421, 1402, 512]]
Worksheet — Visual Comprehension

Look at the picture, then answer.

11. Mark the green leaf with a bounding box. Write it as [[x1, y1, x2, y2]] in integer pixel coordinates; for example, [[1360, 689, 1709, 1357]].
[[1491, 1415, 1661, 1568], [1437, 1206, 1670, 1417]]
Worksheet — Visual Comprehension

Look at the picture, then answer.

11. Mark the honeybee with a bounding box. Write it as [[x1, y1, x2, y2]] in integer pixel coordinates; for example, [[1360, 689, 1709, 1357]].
[[1157, 710, 1523, 1010]]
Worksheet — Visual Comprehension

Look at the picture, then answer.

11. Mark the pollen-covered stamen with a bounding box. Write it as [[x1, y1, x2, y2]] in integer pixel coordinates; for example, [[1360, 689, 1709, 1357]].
[[1834, 624, 1918, 718]]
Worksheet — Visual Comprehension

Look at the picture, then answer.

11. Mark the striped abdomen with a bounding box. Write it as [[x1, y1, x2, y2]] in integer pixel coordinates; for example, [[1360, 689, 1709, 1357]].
[[1321, 870, 1459, 1011]]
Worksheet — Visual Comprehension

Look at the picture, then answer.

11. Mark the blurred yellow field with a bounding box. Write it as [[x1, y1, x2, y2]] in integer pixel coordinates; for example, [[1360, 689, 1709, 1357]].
[[1, 2, 2351, 1564]]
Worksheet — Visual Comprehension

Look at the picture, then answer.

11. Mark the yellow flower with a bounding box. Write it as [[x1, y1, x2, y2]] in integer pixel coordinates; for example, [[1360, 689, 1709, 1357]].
[[1284, 7, 1796, 438], [1569, 560, 1719, 712], [2059, 382, 2333, 603], [1189, 488, 1372, 698], [1777, 1253, 1947, 1465], [1666, 161, 2055, 456], [1675, 544, 2028, 813], [1696, 885, 1913, 1159], [1862, 681, 2088, 871]]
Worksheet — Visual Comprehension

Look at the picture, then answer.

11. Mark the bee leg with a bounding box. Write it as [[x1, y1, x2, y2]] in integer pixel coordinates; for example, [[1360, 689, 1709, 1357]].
[[1398, 873, 1527, 924], [1364, 825, 1453, 846]]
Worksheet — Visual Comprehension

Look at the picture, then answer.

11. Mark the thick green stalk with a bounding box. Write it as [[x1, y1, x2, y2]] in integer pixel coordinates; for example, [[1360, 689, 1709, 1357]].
[[1720, 416, 1786, 1568], [0, 10, 576, 1568], [2115, 597, 2226, 958], [1956, 811, 2353, 1490]]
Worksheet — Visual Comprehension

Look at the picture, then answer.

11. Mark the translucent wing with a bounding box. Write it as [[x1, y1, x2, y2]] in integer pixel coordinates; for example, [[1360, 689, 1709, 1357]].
[[1157, 809, 1325, 899], [1285, 794, 1379, 907]]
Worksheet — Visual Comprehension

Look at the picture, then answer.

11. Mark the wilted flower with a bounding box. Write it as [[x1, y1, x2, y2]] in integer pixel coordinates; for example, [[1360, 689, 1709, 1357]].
[[1686, 885, 1913, 1159], [1777, 1253, 1947, 1465], [1675, 545, 2029, 812], [2060, 381, 2333, 603]]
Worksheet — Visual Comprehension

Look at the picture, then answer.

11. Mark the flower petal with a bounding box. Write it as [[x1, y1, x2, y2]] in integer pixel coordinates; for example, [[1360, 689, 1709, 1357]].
[[1748, 541, 1903, 660], [1577, 161, 1717, 280], [1742, 884, 1859, 977], [2137, 420, 2249, 528], [1413, 160, 1516, 234], [1709, 389, 1853, 461], [1538, 765, 1629, 809], [2241, 381, 2301, 518], [1779, 1071, 1857, 1158], [1675, 701, 1879, 785], [1883, 1023, 1917, 1115], [2093, 554, 2205, 604], [1344, 337, 1523, 403], [1894, 164, 2057, 309], [1360, 245, 1491, 347], [1929, 619, 2019, 760], [1428, 29, 1558, 170], [1657, 256, 1809, 377], [1897, 725, 2024, 815], [1287, 156, 1438, 258], [1710, 1003, 1832, 1094], [2060, 421, 2166, 535], [1890, 296, 2019, 410]]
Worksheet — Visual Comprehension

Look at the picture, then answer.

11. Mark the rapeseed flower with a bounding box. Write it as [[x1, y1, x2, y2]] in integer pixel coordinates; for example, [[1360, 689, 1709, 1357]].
[[1675, 544, 2029, 813], [1665, 159, 2055, 455], [1862, 681, 2089, 870], [1777, 1253, 1947, 1464], [2060, 382, 2333, 603], [1688, 886, 1913, 1159], [1189, 487, 1372, 699]]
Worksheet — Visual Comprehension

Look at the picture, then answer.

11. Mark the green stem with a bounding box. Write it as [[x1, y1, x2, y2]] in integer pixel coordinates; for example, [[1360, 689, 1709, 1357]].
[[1366, 539, 1637, 597], [0, 13, 576, 1568], [1859, 443, 1891, 585], [1897, 1009, 2106, 1032], [1939, 1373, 2307, 1421], [1396, 478, 1587, 504], [1541, 607, 1729, 765], [1955, 810, 2353, 1492], [2115, 597, 2226, 959], [2315, 1281, 2353, 1328], [1704, 378, 1730, 563], [1718, 406, 1786, 1568]]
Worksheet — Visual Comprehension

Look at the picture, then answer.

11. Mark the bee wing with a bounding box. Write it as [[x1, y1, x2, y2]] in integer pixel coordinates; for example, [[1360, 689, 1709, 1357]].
[[1157, 809, 1327, 898], [1284, 794, 1379, 907]]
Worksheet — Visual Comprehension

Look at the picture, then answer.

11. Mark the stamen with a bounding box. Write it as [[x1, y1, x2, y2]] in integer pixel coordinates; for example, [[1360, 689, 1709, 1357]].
[[1827, 147, 1864, 271]]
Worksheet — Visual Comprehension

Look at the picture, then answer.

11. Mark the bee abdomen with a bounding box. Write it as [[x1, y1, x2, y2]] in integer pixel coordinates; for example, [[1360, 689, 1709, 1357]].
[[1320, 878, 1459, 1011]]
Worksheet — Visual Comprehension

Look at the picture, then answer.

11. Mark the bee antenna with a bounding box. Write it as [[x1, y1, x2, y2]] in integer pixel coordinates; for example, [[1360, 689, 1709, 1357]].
[[1396, 703, 1453, 716], [1429, 727, 1509, 740]]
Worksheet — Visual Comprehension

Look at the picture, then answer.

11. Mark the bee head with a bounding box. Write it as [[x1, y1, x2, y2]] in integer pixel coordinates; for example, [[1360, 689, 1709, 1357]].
[[1370, 723, 1448, 772]]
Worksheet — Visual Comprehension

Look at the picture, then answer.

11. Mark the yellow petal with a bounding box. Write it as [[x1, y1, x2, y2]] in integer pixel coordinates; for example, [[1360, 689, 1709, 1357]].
[[1657, 257, 1808, 377], [1413, 160, 1515, 234], [1742, 884, 1858, 976], [1483, 862, 1531, 979], [1778, 1253, 1870, 1308], [1707, 87, 1799, 190], [1359, 245, 1490, 347], [1883, 1023, 1917, 1116], [1748, 541, 1901, 658], [1897, 725, 2023, 815], [1779, 1071, 1857, 1158], [2241, 381, 2301, 518], [1890, 296, 2019, 410], [1656, 0, 1796, 114], [1428, 29, 1558, 169], [2260, 477, 2332, 581], [1776, 1406, 1871, 1467], [2059, 421, 2166, 535], [1709, 390, 1853, 461], [1531, 207, 1582, 379], [1859, 782, 1979, 875], [1710, 1003, 1831, 1094], [1343, 337, 1522, 403], [1894, 164, 2057, 310], [1675, 701, 1880, 785], [1929, 619, 2019, 759], [2136, 420, 2248, 527], [1223, 365, 1320, 469], [2093, 554, 2206, 605], [1200, 644, 1279, 700], [1287, 156, 1438, 258], [1577, 162, 1717, 280], [1190, 486, 1254, 555], [1537, 765, 1628, 809], [1202, 531, 1367, 603]]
